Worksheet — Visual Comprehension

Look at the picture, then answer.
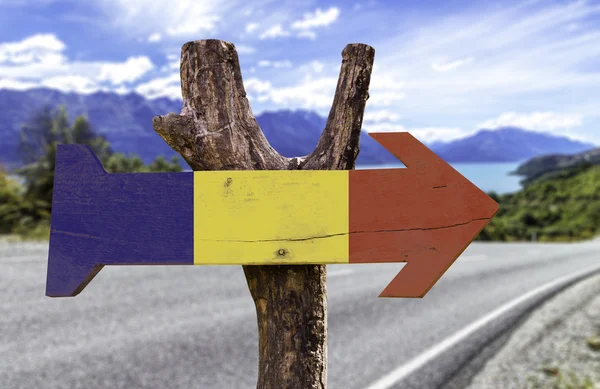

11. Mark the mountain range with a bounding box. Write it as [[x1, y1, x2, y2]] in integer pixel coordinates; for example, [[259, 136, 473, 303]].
[[430, 127, 595, 163], [0, 88, 595, 169]]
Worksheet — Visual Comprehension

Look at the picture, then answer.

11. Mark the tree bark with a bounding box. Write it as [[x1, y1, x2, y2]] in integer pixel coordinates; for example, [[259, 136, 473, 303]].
[[152, 39, 374, 389]]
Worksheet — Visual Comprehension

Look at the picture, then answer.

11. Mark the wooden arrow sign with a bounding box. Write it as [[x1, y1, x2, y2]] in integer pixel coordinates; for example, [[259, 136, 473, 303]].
[[46, 132, 498, 298]]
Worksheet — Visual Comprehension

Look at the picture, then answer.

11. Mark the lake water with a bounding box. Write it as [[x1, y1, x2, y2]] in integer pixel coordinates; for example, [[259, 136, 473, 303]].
[[356, 161, 525, 194]]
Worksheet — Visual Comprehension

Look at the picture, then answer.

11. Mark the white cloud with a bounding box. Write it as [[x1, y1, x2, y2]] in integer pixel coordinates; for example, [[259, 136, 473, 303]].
[[0, 34, 155, 94], [0, 33, 66, 65], [372, 0, 600, 119], [244, 77, 273, 94], [362, 122, 406, 133], [244, 57, 406, 112], [112, 86, 131, 95], [235, 44, 256, 54], [310, 61, 325, 73], [98, 56, 154, 85], [259, 24, 290, 39], [245, 22, 260, 33], [147, 33, 161, 42], [366, 68, 407, 107], [160, 57, 180, 72], [431, 56, 474, 72], [94, 0, 235, 37], [0, 78, 39, 90], [565, 22, 580, 31], [408, 127, 470, 143], [478, 112, 584, 131], [297, 60, 325, 74], [368, 91, 407, 106], [269, 77, 337, 108], [244, 76, 338, 109], [363, 110, 401, 123], [135, 73, 181, 100], [296, 30, 317, 40], [257, 60, 292, 68], [41, 75, 99, 94], [166, 17, 220, 36], [160, 54, 180, 72], [363, 123, 469, 143], [291, 7, 340, 30]]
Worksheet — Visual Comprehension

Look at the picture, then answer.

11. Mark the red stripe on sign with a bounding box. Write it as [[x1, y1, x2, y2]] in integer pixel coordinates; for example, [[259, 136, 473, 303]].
[[348, 132, 498, 297]]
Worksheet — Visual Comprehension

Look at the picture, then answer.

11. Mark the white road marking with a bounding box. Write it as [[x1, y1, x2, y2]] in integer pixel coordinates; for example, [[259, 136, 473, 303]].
[[328, 268, 356, 278], [362, 262, 600, 389]]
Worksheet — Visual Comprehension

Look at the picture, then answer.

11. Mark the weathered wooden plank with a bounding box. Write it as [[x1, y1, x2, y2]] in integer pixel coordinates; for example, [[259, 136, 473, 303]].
[[193, 170, 348, 265], [46, 144, 194, 297], [348, 132, 498, 297]]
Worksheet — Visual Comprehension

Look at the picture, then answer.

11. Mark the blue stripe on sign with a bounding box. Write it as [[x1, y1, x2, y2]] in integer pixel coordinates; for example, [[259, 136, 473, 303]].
[[46, 144, 194, 297]]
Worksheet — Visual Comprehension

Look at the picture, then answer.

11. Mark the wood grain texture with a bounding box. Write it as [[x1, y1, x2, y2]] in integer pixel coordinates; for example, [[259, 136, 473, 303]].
[[193, 170, 348, 265], [349, 132, 499, 297], [46, 144, 194, 297]]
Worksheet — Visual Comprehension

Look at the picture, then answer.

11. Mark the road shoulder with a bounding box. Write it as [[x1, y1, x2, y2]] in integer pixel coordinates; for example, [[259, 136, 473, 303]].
[[461, 272, 600, 388]]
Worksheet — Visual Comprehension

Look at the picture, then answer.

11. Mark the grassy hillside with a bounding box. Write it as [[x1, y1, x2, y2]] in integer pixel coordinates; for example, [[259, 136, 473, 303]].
[[511, 147, 600, 187], [477, 164, 600, 242]]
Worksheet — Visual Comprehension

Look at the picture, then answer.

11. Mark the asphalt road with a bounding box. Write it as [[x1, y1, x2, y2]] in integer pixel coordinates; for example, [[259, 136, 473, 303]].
[[1, 239, 599, 389]]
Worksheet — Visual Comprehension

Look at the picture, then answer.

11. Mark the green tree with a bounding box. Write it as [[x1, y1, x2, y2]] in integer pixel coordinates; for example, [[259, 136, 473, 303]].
[[17, 105, 114, 217], [104, 153, 145, 173], [476, 164, 600, 242], [8, 105, 182, 236], [145, 155, 183, 173], [0, 173, 50, 238], [103, 153, 182, 173], [0, 165, 27, 234]]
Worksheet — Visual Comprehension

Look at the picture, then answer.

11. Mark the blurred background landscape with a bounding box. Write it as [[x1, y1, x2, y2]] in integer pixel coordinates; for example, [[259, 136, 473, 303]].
[[1, 1, 599, 244], [1, 87, 598, 243], [1, 1, 599, 388]]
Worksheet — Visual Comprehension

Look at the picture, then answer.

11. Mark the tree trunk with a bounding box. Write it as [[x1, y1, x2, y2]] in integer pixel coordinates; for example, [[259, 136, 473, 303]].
[[152, 39, 374, 389]]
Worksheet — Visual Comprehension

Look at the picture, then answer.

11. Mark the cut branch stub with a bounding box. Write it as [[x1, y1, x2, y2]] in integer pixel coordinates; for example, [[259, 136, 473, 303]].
[[152, 39, 375, 389], [302, 43, 375, 170], [152, 39, 287, 171]]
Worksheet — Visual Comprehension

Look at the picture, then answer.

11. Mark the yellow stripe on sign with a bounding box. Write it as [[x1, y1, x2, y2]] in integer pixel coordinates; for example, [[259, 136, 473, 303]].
[[193, 171, 349, 265]]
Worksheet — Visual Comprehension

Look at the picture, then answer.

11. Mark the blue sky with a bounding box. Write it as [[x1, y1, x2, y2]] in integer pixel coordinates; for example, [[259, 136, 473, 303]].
[[0, 0, 599, 144]]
